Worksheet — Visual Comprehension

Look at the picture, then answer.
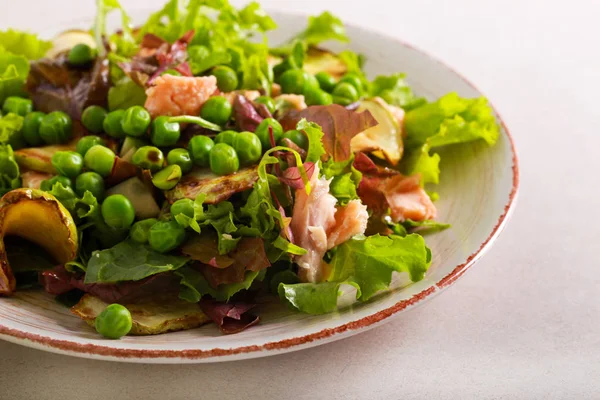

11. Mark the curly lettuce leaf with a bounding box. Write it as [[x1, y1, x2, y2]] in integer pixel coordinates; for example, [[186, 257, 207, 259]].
[[296, 12, 348, 46], [0, 30, 52, 60], [404, 92, 500, 149], [0, 48, 29, 104], [0, 113, 25, 149], [0, 144, 21, 196], [279, 234, 431, 314], [370, 73, 424, 108], [84, 240, 189, 284], [399, 143, 441, 186]]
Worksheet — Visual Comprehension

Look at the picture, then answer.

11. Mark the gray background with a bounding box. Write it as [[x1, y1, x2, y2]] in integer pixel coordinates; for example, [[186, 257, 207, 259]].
[[1, 0, 599, 399]]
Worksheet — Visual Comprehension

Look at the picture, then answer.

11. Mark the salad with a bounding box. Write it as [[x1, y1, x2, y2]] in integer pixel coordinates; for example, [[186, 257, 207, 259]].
[[0, 0, 499, 339]]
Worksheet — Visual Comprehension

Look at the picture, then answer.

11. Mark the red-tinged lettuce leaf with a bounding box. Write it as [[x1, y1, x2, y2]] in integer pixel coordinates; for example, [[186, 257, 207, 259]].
[[26, 56, 111, 118], [278, 162, 316, 190], [181, 235, 235, 269], [198, 298, 259, 334], [40, 265, 181, 304], [280, 104, 378, 162], [233, 94, 264, 132], [353, 151, 400, 178]]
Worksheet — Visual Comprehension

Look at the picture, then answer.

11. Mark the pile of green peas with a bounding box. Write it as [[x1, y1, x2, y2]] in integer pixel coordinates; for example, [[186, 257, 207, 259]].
[[1, 96, 74, 149], [278, 67, 364, 106]]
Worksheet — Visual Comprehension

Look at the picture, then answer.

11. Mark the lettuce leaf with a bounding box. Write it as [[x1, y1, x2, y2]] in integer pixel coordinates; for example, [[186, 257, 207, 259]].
[[0, 30, 52, 60], [321, 156, 362, 205], [85, 240, 189, 284], [0, 48, 29, 104], [0, 144, 21, 196], [296, 12, 349, 46], [404, 92, 500, 149], [0, 113, 25, 149], [402, 93, 500, 185], [370, 73, 424, 108], [188, 45, 231, 75], [107, 77, 147, 111], [176, 266, 265, 302], [279, 234, 431, 314]]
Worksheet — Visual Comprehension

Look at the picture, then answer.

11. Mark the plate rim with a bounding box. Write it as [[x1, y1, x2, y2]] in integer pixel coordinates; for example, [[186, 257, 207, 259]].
[[0, 11, 520, 362]]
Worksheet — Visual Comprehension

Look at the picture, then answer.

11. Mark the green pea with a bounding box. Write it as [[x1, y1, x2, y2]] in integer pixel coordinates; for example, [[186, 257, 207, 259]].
[[200, 96, 232, 126], [254, 96, 276, 114], [103, 110, 126, 139], [101, 194, 135, 229], [188, 136, 214, 167], [339, 74, 363, 95], [75, 135, 105, 157], [152, 164, 182, 190], [332, 82, 359, 102], [161, 69, 181, 76], [121, 106, 151, 137], [75, 171, 105, 200], [8, 129, 26, 150], [22, 112, 46, 146], [81, 105, 107, 134], [212, 65, 239, 92], [132, 146, 164, 172], [305, 88, 333, 106], [213, 130, 237, 146], [280, 130, 308, 150], [170, 198, 194, 218], [255, 118, 283, 150], [39, 111, 73, 144], [2, 96, 33, 117], [209, 143, 239, 176], [83, 145, 116, 177], [68, 43, 96, 66], [315, 72, 337, 93], [40, 175, 72, 192], [148, 220, 186, 253], [332, 96, 353, 106], [150, 116, 180, 147], [233, 132, 262, 166], [51, 151, 84, 178], [166, 148, 193, 174], [94, 304, 132, 340], [280, 69, 308, 95], [130, 218, 158, 244]]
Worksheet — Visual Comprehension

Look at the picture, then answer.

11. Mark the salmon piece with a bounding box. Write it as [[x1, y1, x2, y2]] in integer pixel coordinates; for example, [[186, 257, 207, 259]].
[[291, 164, 337, 283], [144, 75, 217, 118], [271, 83, 282, 97], [275, 94, 307, 111], [21, 170, 53, 190], [291, 165, 369, 283], [326, 200, 368, 249], [383, 175, 437, 222]]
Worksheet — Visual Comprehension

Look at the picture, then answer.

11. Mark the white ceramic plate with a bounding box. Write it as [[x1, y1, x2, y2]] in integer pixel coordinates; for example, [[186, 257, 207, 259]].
[[0, 10, 518, 363]]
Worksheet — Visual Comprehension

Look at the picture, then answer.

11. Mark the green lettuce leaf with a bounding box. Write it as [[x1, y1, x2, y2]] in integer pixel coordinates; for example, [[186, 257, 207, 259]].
[[176, 266, 265, 302], [321, 156, 362, 205], [0, 144, 20, 196], [297, 119, 325, 163], [238, 2, 277, 31], [370, 73, 423, 108], [404, 92, 500, 149], [188, 45, 231, 75], [296, 12, 349, 46], [107, 77, 147, 111], [0, 30, 52, 60], [399, 143, 441, 186], [279, 234, 431, 314], [0, 48, 29, 104], [84, 239, 189, 283], [0, 113, 25, 149]]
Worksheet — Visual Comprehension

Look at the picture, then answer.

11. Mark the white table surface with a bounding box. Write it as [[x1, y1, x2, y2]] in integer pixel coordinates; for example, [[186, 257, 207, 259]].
[[1, 0, 599, 398]]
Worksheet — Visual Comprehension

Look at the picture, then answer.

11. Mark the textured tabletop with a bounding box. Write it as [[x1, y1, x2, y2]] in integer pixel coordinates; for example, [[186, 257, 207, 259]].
[[0, 0, 598, 399]]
